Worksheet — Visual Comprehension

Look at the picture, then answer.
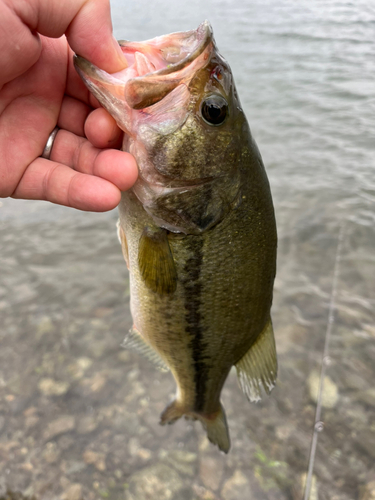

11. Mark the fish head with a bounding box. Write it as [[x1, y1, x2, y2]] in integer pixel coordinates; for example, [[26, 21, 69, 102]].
[[74, 22, 247, 233]]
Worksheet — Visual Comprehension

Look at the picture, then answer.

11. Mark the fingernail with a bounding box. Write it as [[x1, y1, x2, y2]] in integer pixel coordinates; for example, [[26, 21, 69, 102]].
[[112, 35, 128, 69]]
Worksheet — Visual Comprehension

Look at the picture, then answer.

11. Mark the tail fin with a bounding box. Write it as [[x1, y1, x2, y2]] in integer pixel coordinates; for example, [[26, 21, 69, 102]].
[[160, 400, 231, 453], [201, 404, 230, 453]]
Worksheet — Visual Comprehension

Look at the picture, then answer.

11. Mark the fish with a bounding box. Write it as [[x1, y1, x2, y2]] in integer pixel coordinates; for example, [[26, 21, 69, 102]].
[[74, 21, 277, 453]]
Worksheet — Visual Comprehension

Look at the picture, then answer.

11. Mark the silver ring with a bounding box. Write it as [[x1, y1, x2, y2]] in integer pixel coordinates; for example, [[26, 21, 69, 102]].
[[41, 127, 59, 160]]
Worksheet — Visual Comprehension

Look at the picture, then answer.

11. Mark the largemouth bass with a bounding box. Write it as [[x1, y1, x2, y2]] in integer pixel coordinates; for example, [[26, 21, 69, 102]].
[[74, 21, 277, 453]]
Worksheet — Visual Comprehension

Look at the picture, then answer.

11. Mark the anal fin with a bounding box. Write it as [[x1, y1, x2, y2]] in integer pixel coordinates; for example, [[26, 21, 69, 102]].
[[160, 399, 184, 425], [235, 319, 277, 402], [122, 326, 170, 373]]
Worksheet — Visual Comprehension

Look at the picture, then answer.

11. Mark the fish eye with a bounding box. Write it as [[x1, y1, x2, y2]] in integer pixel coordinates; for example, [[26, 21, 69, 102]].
[[201, 95, 228, 126]]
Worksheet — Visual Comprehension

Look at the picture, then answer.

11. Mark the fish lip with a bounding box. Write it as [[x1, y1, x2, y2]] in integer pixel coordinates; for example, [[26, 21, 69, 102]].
[[73, 55, 114, 85], [126, 20, 213, 78], [74, 20, 213, 83]]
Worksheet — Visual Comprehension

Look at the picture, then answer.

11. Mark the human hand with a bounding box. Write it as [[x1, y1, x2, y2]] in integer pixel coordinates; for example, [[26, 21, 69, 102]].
[[0, 0, 138, 212]]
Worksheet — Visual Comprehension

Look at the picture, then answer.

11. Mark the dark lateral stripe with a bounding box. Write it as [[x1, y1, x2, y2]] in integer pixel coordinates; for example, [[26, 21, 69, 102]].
[[182, 237, 210, 412]]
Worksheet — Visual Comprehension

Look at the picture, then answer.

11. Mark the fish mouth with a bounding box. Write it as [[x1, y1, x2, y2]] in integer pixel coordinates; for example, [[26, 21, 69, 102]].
[[118, 20, 212, 77], [74, 21, 214, 110]]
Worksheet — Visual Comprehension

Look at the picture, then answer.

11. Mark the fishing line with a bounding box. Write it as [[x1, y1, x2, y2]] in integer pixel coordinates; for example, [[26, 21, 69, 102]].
[[303, 220, 345, 500]]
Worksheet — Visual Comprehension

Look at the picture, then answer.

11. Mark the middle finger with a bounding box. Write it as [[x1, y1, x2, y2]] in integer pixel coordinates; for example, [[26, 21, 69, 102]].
[[57, 95, 90, 137]]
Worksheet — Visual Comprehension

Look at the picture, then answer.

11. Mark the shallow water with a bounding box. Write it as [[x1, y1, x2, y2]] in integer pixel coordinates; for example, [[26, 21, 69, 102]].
[[0, 1, 374, 499]]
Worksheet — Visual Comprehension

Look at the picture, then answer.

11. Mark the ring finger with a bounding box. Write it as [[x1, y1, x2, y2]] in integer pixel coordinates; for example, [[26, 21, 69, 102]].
[[50, 129, 134, 189]]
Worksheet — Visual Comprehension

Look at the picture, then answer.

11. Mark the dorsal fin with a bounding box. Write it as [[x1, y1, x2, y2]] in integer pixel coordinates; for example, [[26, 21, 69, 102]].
[[122, 326, 169, 372], [235, 319, 277, 402]]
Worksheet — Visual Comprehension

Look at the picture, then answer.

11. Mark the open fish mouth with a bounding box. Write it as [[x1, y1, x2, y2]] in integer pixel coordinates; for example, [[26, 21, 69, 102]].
[[74, 21, 240, 234], [74, 21, 214, 111]]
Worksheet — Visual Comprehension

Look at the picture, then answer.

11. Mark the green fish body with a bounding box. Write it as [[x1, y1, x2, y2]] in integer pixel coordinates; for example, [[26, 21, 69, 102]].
[[75, 21, 277, 453]]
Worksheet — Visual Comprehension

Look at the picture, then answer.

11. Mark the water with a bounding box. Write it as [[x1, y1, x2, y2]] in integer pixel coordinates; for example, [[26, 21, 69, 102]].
[[0, 1, 374, 499]]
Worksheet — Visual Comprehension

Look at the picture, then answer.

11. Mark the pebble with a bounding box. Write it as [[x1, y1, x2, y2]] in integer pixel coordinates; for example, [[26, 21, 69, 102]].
[[43, 416, 75, 440], [199, 456, 224, 490], [80, 373, 107, 393], [88, 340, 108, 359], [128, 437, 151, 460], [308, 371, 339, 408], [63, 460, 87, 475], [68, 357, 93, 380], [118, 351, 131, 362], [221, 471, 254, 500], [192, 484, 217, 500], [62, 483, 83, 500], [20, 462, 33, 471], [164, 450, 197, 477], [83, 450, 107, 471], [137, 448, 152, 461], [359, 481, 375, 500], [38, 378, 70, 397], [37, 316, 54, 336], [128, 437, 140, 456], [60, 476, 71, 489], [127, 368, 140, 381], [124, 463, 184, 500], [276, 424, 293, 440], [42, 442, 60, 464], [94, 307, 112, 318], [76, 415, 98, 435], [58, 435, 76, 451], [362, 324, 375, 338], [25, 415, 39, 429]]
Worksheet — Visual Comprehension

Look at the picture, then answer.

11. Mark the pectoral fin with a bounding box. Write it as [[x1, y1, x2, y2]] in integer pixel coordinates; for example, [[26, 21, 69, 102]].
[[122, 326, 169, 372], [138, 226, 177, 295], [235, 319, 277, 402], [117, 221, 129, 269]]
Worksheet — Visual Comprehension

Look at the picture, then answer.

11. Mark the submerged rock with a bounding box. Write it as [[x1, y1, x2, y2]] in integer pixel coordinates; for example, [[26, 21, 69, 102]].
[[38, 378, 69, 396], [61, 483, 83, 500], [124, 463, 188, 500], [199, 456, 224, 491], [221, 471, 255, 500], [292, 473, 319, 500], [82, 450, 106, 471], [359, 481, 375, 500], [43, 416, 75, 440], [308, 371, 339, 408]]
